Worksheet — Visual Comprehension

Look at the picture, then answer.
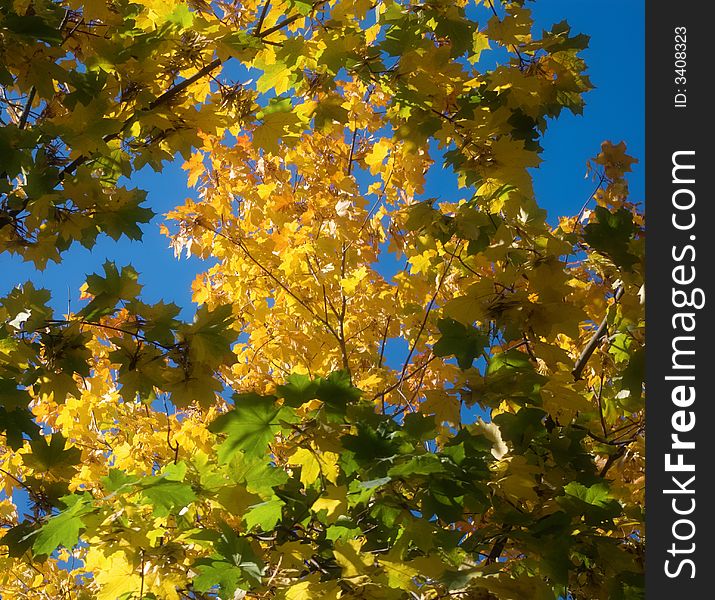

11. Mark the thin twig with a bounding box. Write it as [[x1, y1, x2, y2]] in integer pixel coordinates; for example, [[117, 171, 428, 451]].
[[397, 241, 462, 386], [373, 354, 438, 402]]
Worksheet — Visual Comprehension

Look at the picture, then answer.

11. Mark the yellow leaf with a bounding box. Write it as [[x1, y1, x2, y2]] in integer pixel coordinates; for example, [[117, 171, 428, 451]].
[[290, 447, 321, 487], [340, 266, 368, 295], [333, 539, 371, 578], [86, 550, 141, 600], [253, 111, 301, 155], [321, 451, 340, 484], [183, 152, 205, 188], [471, 31, 491, 62], [495, 455, 540, 503], [408, 250, 437, 275], [364, 139, 390, 175], [286, 581, 312, 600], [276, 541, 314, 570], [380, 559, 418, 589], [312, 485, 347, 522], [286, 577, 341, 600], [421, 389, 460, 424]]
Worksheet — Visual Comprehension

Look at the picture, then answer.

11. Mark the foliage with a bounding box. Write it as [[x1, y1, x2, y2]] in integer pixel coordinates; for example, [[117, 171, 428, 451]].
[[0, 0, 644, 598]]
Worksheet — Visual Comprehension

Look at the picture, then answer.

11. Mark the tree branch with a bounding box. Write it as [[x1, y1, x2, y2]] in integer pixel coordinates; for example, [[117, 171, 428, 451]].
[[572, 285, 624, 381], [58, 0, 328, 180], [485, 526, 512, 565], [254, 1, 272, 35]]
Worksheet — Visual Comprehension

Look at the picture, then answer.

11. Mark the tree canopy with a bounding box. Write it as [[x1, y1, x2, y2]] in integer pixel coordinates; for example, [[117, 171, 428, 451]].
[[0, 0, 644, 598]]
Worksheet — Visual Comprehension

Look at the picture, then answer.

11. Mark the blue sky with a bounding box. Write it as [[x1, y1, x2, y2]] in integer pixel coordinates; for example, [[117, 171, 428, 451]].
[[1, 0, 645, 328]]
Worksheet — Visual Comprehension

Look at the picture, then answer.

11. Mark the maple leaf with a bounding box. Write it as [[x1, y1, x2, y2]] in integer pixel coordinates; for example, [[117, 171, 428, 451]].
[[253, 110, 301, 154], [180, 303, 235, 365], [0, 407, 39, 450], [583, 206, 638, 270], [209, 393, 295, 461], [22, 433, 81, 479], [79, 262, 142, 320], [433, 318, 488, 369], [32, 493, 94, 556], [244, 498, 285, 531], [0, 1, 645, 597]]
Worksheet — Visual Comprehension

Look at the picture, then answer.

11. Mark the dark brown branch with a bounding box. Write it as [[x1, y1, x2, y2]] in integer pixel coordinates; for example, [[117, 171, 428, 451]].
[[164, 398, 180, 464], [373, 354, 438, 402], [599, 446, 626, 478], [17, 88, 36, 131], [485, 526, 512, 565], [139, 549, 145, 598], [596, 369, 608, 437], [572, 285, 624, 381], [571, 423, 636, 447], [254, 1, 271, 35], [43, 318, 176, 351], [0, 468, 38, 501], [58, 0, 326, 179], [198, 222, 345, 349], [346, 127, 358, 176], [59, 58, 224, 179]]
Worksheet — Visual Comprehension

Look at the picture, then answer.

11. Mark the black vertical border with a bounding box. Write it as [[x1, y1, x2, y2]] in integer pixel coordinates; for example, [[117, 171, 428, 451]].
[[646, 2, 713, 596]]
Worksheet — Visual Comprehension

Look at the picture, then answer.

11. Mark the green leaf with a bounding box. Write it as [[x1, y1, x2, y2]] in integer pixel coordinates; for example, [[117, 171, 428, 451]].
[[433, 318, 488, 369], [22, 433, 81, 477], [389, 454, 445, 477], [484, 350, 546, 406], [0, 378, 32, 412], [492, 407, 547, 449], [1, 281, 53, 331], [101, 469, 141, 493], [193, 561, 246, 597], [166, 4, 194, 27], [181, 303, 235, 364], [583, 207, 638, 270], [96, 188, 154, 241], [193, 524, 263, 594], [0, 407, 39, 450], [314, 98, 349, 130], [341, 423, 397, 462], [243, 498, 284, 531], [402, 413, 437, 441], [209, 393, 294, 462], [487, 349, 532, 375], [219, 31, 262, 59], [287, 0, 314, 16], [0, 522, 37, 557], [560, 482, 622, 525], [621, 346, 645, 404], [32, 493, 94, 556], [231, 454, 289, 496], [276, 373, 319, 407], [1, 13, 63, 44], [541, 20, 591, 53], [139, 465, 196, 517], [434, 15, 476, 57], [79, 262, 142, 320], [315, 371, 361, 417]]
